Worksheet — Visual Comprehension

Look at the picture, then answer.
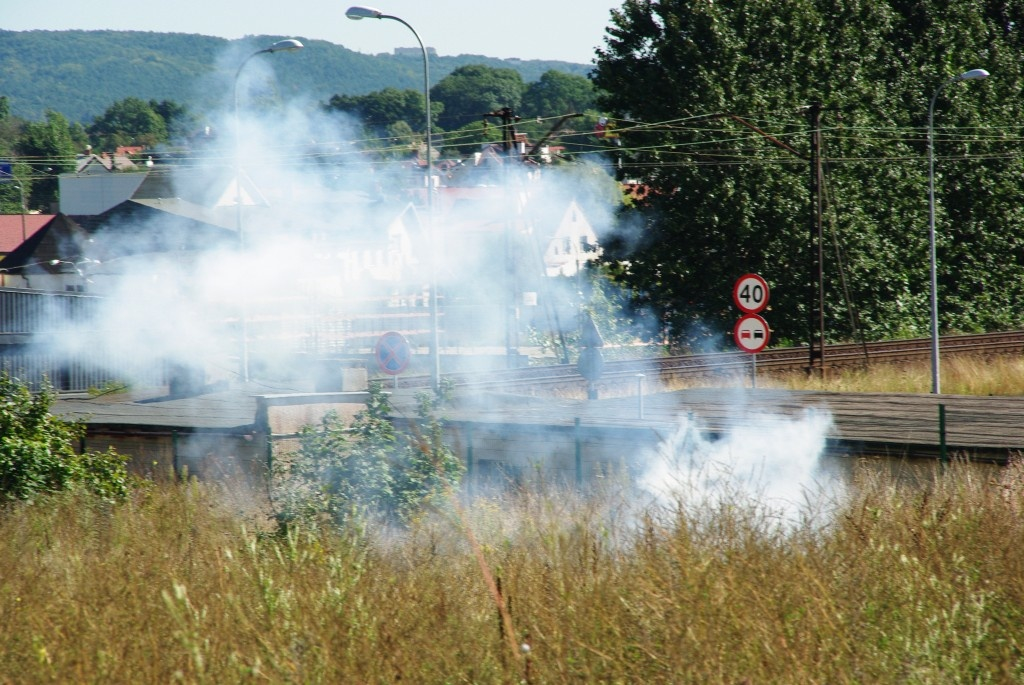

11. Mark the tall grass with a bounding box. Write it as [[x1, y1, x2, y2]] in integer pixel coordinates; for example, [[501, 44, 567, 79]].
[[3, 461, 1024, 683], [4, 356, 1024, 682]]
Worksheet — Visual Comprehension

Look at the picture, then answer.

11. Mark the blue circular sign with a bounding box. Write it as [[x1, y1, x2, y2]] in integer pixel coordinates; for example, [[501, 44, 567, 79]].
[[375, 331, 412, 375]]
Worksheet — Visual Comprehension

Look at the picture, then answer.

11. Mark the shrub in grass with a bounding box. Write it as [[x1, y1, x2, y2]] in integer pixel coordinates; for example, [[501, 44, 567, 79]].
[[273, 381, 463, 530], [0, 372, 133, 503]]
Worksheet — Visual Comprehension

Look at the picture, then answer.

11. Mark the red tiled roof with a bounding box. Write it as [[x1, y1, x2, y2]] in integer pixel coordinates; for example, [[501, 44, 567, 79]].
[[0, 215, 54, 253]]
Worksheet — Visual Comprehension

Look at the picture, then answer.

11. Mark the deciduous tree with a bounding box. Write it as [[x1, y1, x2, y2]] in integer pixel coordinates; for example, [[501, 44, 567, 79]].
[[87, 96, 169, 151], [430, 64, 525, 130], [521, 70, 598, 117], [592, 0, 1024, 348], [16, 110, 76, 211]]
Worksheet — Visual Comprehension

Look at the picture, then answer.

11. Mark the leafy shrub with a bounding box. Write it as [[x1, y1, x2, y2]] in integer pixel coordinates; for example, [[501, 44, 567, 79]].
[[273, 381, 463, 530], [0, 372, 133, 503]]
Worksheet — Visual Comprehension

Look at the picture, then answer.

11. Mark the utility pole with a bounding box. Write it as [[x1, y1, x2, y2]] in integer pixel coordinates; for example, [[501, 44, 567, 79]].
[[484, 107, 520, 152], [807, 102, 826, 375], [484, 107, 522, 367]]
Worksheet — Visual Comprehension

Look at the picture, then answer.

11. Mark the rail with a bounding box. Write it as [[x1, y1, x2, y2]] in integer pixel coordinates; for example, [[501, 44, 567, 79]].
[[394, 330, 1024, 395]]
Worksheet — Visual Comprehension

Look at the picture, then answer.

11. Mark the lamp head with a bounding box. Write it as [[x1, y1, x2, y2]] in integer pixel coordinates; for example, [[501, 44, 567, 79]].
[[266, 39, 304, 53], [346, 6, 383, 19], [959, 68, 990, 81]]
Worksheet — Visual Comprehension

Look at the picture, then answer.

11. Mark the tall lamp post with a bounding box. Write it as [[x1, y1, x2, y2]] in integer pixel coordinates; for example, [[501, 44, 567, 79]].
[[346, 5, 441, 393], [233, 38, 303, 382], [927, 68, 988, 394]]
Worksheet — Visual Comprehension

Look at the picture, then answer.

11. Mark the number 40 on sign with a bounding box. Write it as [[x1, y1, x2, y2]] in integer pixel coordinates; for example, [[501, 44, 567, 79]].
[[732, 273, 769, 314]]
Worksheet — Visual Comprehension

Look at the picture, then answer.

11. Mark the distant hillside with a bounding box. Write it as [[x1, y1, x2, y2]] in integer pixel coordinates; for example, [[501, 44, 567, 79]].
[[0, 30, 592, 124]]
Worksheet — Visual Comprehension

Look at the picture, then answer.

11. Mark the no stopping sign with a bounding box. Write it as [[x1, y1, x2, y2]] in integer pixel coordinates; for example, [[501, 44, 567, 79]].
[[375, 331, 412, 375]]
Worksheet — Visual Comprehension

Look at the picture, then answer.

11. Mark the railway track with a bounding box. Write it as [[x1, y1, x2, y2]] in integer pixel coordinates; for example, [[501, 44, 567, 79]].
[[396, 330, 1024, 395]]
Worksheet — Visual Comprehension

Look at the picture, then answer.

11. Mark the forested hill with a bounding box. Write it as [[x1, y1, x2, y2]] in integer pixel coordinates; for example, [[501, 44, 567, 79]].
[[0, 29, 591, 123]]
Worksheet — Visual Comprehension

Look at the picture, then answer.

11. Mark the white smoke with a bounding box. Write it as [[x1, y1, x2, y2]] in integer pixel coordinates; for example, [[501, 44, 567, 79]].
[[638, 408, 843, 528]]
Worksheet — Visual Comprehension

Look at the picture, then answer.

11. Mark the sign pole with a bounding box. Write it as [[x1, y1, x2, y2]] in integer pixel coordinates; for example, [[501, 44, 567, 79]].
[[732, 275, 771, 388]]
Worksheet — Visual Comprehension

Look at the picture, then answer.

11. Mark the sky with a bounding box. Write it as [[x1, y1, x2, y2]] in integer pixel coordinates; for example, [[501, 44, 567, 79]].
[[3, 1, 621, 65]]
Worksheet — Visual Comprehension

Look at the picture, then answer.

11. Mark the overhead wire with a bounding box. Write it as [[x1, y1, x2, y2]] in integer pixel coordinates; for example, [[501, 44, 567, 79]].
[[9, 108, 1024, 176]]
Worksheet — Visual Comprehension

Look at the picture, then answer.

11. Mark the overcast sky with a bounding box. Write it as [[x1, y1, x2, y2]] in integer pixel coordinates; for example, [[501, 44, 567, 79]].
[[3, 1, 621, 65]]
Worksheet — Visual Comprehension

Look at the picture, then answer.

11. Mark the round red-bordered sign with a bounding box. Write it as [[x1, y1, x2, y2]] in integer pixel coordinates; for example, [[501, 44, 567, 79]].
[[733, 313, 771, 353], [375, 331, 412, 375], [733, 273, 770, 314]]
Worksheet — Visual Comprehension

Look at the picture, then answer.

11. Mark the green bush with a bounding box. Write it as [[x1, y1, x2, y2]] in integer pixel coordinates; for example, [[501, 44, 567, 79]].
[[273, 381, 463, 530], [0, 372, 133, 503]]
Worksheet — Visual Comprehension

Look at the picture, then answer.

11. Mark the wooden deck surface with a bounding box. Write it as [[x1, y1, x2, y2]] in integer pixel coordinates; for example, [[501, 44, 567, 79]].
[[575, 389, 1024, 460], [52, 383, 1024, 463], [421, 387, 1024, 462]]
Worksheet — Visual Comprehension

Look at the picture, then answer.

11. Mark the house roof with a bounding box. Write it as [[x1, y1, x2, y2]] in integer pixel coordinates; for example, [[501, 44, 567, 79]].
[[52, 386, 260, 431], [0, 202, 238, 274], [0, 214, 55, 253], [75, 152, 137, 174], [0, 214, 82, 273]]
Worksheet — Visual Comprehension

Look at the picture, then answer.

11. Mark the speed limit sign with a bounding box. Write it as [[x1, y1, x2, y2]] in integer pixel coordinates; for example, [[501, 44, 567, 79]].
[[733, 274, 769, 314]]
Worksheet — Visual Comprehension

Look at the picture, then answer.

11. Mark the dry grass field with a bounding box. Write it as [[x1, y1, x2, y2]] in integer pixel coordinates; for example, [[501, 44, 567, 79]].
[[3, 354, 1024, 683], [769, 353, 1024, 396]]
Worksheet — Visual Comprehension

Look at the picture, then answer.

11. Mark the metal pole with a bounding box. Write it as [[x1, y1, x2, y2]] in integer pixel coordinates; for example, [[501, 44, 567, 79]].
[[348, 8, 440, 393], [234, 54, 253, 383], [807, 102, 824, 374], [927, 69, 988, 395], [232, 39, 303, 384], [927, 81, 943, 395]]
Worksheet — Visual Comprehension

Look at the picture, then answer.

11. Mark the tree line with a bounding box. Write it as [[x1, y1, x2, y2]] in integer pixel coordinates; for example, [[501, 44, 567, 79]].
[[0, 63, 600, 212], [591, 0, 1024, 350]]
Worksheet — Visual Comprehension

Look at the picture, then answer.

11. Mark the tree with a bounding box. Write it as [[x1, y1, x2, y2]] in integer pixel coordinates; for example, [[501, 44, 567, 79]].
[[521, 70, 599, 117], [148, 99, 195, 141], [87, 97, 169, 152], [326, 87, 433, 133], [0, 373, 133, 503], [430, 64, 525, 130], [591, 0, 1024, 349], [440, 120, 491, 157], [16, 110, 77, 211], [325, 87, 444, 162]]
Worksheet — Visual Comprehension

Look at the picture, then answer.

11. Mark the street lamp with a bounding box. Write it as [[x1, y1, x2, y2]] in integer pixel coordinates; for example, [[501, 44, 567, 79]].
[[232, 38, 303, 383], [346, 5, 441, 393], [927, 67, 988, 394]]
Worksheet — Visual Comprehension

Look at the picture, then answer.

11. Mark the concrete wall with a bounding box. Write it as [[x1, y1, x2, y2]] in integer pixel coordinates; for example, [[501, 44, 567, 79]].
[[83, 428, 266, 489], [444, 420, 667, 489]]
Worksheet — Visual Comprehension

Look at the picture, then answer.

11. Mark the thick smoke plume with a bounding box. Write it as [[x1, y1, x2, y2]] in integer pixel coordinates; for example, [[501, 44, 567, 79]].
[[638, 408, 843, 528]]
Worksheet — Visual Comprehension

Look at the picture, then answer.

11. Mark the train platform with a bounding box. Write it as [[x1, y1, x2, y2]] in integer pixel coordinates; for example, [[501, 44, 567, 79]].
[[51, 383, 1024, 468]]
